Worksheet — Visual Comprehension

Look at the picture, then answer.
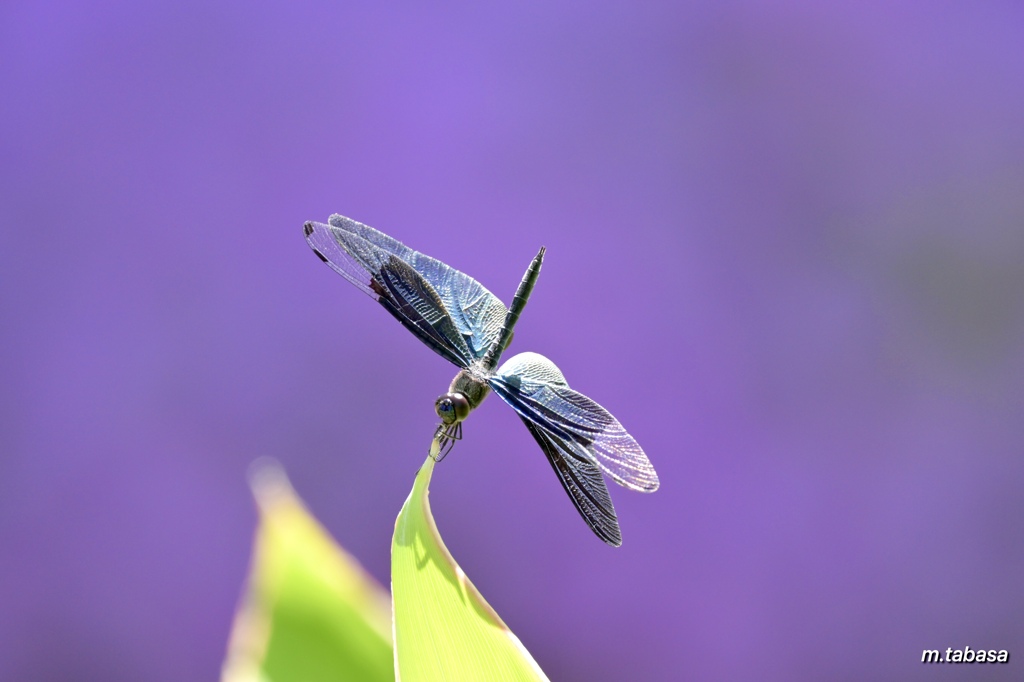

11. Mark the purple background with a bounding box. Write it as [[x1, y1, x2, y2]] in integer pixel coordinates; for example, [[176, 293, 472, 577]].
[[2, 1, 1022, 680]]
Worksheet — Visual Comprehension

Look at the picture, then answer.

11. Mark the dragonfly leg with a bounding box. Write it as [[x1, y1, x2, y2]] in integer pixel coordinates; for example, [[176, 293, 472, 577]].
[[432, 422, 462, 462]]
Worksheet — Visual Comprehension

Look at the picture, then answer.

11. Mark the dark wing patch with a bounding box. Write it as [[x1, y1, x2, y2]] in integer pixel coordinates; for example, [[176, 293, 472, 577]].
[[373, 255, 474, 368], [521, 417, 621, 546]]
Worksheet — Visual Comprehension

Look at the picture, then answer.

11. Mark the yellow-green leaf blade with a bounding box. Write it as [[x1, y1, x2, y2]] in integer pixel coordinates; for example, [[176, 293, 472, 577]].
[[392, 452, 549, 682], [223, 460, 394, 682]]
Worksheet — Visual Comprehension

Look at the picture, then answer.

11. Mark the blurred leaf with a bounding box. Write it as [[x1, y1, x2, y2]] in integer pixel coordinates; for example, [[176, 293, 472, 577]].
[[392, 449, 550, 681], [222, 459, 394, 682]]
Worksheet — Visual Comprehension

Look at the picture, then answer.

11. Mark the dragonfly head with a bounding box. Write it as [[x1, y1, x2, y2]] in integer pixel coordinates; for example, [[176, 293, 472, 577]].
[[435, 392, 470, 425]]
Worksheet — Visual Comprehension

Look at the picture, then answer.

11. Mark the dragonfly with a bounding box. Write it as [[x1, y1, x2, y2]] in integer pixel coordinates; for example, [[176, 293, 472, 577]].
[[303, 214, 659, 546]]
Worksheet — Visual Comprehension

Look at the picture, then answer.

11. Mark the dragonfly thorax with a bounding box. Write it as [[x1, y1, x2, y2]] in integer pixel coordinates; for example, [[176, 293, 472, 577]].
[[435, 367, 490, 424]]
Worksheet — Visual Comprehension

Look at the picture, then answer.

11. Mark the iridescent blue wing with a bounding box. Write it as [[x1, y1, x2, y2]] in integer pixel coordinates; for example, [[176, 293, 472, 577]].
[[489, 352, 660, 492], [489, 352, 659, 545], [307, 215, 509, 360], [304, 216, 509, 367]]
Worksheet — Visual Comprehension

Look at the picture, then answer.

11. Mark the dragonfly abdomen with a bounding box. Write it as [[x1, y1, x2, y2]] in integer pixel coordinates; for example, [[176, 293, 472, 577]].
[[482, 246, 545, 371]]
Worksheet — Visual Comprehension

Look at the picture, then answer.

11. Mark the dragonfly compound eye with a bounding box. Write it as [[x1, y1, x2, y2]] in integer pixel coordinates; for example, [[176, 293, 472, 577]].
[[435, 393, 470, 423], [435, 397, 455, 423]]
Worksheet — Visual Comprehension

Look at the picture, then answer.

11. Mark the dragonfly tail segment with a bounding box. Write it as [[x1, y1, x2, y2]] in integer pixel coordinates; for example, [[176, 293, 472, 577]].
[[482, 246, 546, 371]]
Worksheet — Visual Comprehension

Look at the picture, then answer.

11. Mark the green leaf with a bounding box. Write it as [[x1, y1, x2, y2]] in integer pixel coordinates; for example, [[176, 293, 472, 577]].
[[392, 448, 550, 681], [222, 460, 394, 682]]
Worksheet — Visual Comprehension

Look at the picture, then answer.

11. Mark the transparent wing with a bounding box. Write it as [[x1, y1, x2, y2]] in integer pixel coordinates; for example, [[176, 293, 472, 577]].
[[520, 416, 621, 546], [304, 219, 475, 368], [315, 214, 510, 359], [489, 352, 660, 493]]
